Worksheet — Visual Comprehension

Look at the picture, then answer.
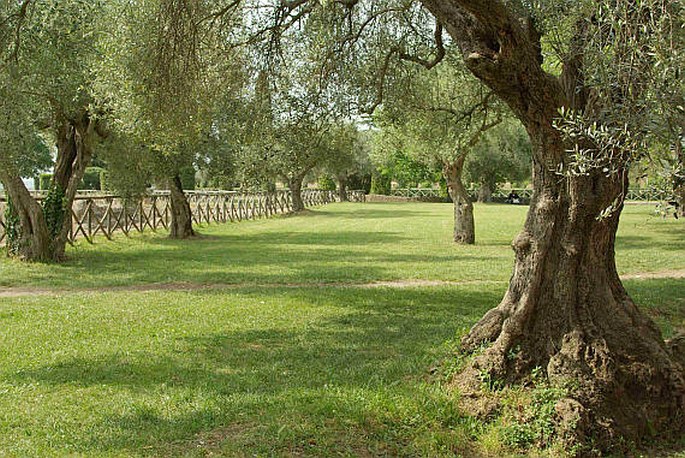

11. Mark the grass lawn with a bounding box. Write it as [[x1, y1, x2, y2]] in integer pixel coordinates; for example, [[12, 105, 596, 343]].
[[0, 202, 683, 457]]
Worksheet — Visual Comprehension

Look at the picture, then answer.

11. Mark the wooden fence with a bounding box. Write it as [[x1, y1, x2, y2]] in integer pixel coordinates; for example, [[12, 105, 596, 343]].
[[0, 189, 365, 246], [392, 187, 670, 202]]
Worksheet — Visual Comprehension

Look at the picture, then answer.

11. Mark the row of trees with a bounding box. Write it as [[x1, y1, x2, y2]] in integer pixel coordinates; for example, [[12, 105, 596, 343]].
[[1, 0, 684, 452]]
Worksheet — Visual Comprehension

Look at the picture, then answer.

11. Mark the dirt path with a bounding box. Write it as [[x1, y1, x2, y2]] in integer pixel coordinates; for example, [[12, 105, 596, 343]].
[[1, 269, 684, 298]]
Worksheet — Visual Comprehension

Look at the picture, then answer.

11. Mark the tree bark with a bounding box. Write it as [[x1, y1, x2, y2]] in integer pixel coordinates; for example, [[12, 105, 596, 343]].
[[337, 176, 349, 202], [51, 116, 96, 260], [0, 173, 52, 261], [168, 175, 195, 239], [457, 123, 685, 447], [477, 182, 492, 202], [289, 176, 306, 212], [420, 0, 685, 448], [674, 135, 685, 218], [1, 115, 96, 262], [444, 157, 475, 244]]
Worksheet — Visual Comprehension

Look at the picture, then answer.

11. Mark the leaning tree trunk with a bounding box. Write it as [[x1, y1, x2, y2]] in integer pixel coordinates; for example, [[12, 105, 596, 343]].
[[0, 173, 52, 261], [337, 176, 349, 202], [444, 157, 475, 244], [457, 123, 685, 448], [1, 116, 96, 262], [289, 176, 306, 212], [168, 175, 195, 239]]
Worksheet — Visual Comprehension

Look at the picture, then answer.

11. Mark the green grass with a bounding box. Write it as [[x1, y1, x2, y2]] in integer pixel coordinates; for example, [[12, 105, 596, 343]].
[[0, 203, 682, 289], [0, 202, 683, 457]]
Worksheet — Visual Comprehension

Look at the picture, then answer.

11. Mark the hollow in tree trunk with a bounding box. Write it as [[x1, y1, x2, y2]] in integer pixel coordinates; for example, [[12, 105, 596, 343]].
[[337, 176, 349, 202], [444, 157, 475, 244], [289, 176, 305, 212], [168, 175, 195, 239]]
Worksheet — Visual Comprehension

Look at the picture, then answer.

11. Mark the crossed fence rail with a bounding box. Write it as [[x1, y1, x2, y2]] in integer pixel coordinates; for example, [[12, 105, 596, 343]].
[[0, 189, 365, 247]]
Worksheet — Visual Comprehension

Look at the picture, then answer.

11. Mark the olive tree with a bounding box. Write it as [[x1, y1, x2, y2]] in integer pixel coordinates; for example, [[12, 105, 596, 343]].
[[95, 0, 233, 238], [0, 0, 108, 261], [377, 58, 502, 243], [209, 0, 685, 448]]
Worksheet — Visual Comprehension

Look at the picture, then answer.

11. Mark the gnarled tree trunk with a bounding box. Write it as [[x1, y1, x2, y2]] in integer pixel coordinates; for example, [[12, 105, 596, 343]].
[[421, 0, 685, 449], [168, 175, 195, 239], [2, 115, 96, 262], [337, 176, 349, 202], [288, 175, 306, 212], [459, 123, 685, 447], [0, 173, 52, 261], [51, 116, 97, 260], [444, 156, 475, 244]]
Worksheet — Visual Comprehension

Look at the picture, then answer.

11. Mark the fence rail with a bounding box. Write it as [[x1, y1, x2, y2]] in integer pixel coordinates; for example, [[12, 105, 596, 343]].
[[391, 187, 670, 202], [0, 189, 364, 247]]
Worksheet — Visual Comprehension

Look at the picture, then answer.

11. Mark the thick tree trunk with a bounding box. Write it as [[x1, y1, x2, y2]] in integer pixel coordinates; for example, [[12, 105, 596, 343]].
[[1, 116, 95, 262], [445, 157, 475, 244], [0, 173, 52, 261], [477, 183, 492, 202], [168, 175, 195, 239], [458, 124, 685, 448], [674, 137, 685, 218], [337, 176, 349, 202], [289, 176, 305, 212], [419, 1, 685, 448], [51, 118, 95, 260]]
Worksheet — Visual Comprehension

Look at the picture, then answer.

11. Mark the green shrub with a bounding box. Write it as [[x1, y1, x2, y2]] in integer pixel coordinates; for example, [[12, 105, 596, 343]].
[[179, 166, 196, 190], [39, 173, 53, 191], [99, 169, 110, 191], [318, 175, 337, 191], [370, 172, 391, 195], [80, 167, 104, 190], [348, 173, 372, 194]]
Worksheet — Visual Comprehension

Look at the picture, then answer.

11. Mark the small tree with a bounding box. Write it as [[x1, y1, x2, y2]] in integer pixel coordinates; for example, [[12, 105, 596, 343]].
[[465, 120, 532, 202], [377, 59, 502, 243], [321, 123, 372, 201]]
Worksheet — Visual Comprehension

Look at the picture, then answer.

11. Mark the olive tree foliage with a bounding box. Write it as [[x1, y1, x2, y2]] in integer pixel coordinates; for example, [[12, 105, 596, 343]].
[[464, 120, 532, 201], [319, 122, 372, 201], [94, 0, 241, 238], [374, 57, 503, 243], [0, 0, 108, 261], [206, 0, 685, 450], [369, 129, 436, 190]]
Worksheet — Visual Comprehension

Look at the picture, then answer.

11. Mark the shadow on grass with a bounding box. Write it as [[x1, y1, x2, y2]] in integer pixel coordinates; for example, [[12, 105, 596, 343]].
[[6, 280, 684, 455], [312, 205, 442, 219], [617, 233, 685, 251], [8, 286, 500, 455], [27, 229, 500, 288]]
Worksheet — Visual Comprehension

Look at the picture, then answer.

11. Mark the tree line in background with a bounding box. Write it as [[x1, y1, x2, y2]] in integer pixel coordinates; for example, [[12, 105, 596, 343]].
[[1, 1, 684, 454]]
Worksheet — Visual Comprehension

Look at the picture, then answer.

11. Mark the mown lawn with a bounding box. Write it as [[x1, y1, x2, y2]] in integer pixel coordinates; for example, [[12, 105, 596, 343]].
[[0, 202, 683, 457], [0, 202, 683, 289]]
